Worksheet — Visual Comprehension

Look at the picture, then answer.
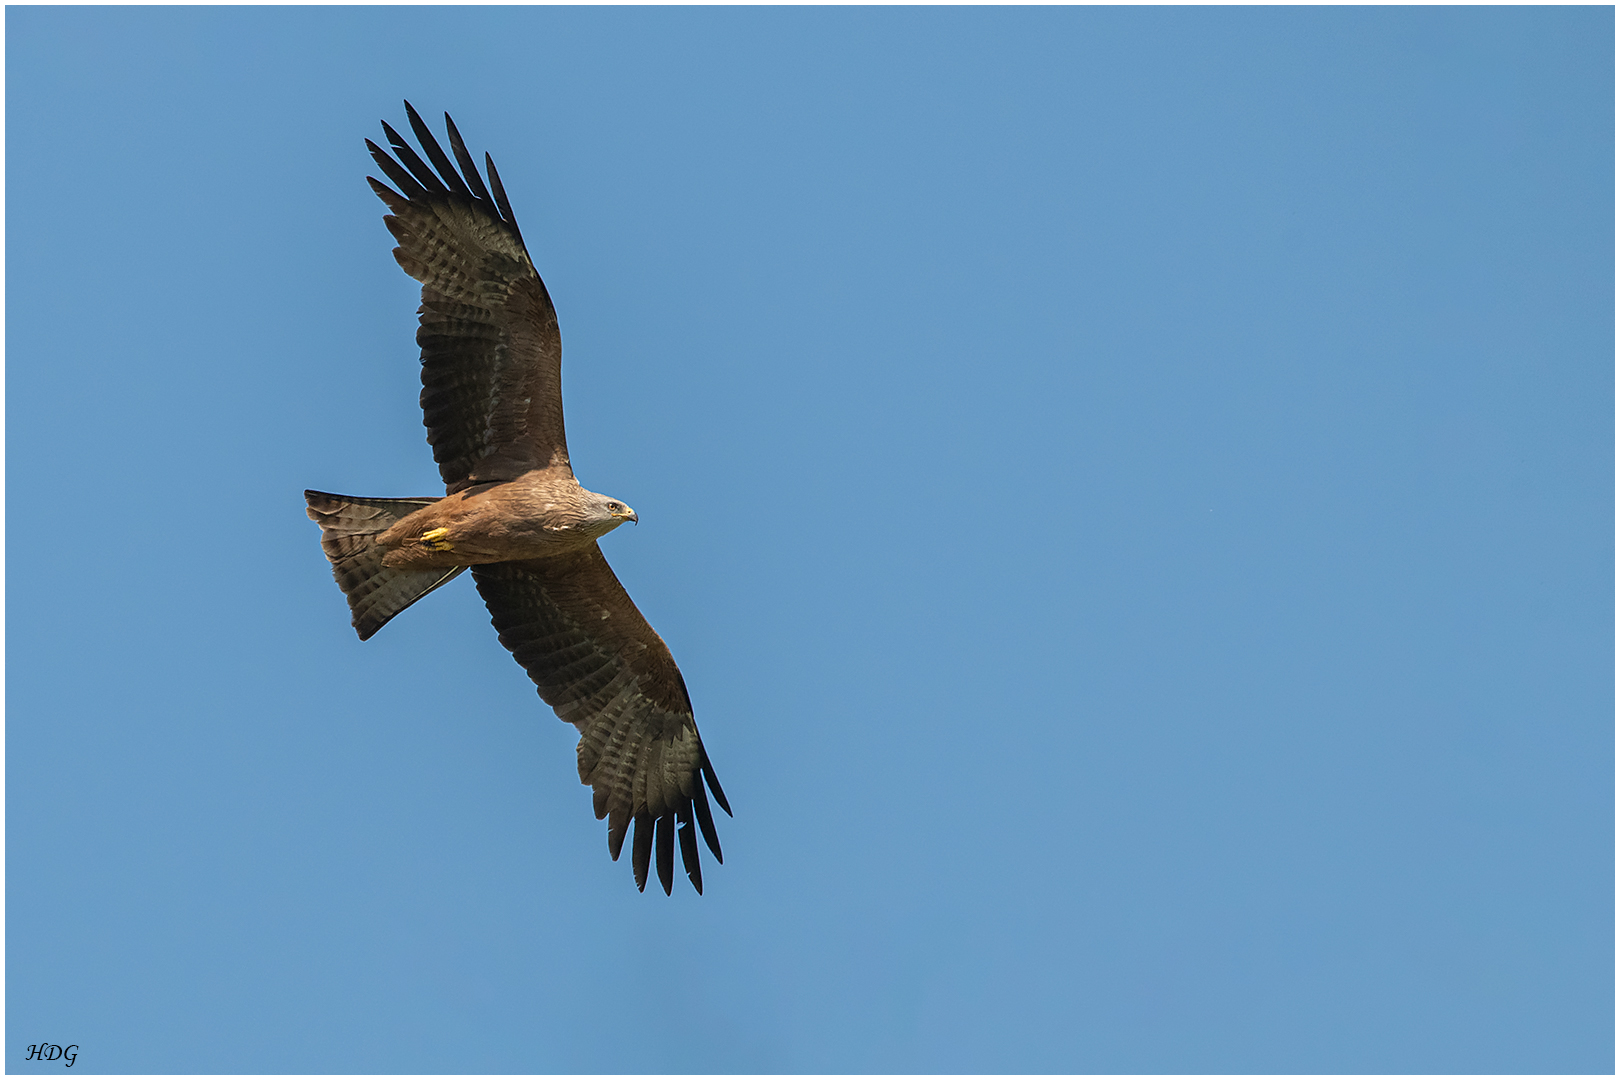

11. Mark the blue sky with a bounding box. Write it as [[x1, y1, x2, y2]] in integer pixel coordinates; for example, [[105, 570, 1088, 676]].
[[6, 6, 1612, 1073]]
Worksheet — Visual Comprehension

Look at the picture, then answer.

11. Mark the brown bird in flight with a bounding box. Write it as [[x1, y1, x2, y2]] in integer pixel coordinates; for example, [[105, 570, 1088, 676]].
[[305, 102, 729, 895]]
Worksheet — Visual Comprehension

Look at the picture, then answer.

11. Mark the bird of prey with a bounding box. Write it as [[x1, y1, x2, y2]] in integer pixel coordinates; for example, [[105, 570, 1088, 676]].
[[305, 103, 729, 895]]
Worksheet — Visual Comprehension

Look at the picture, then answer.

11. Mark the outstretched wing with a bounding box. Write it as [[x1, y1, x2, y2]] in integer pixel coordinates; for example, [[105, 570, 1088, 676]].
[[367, 101, 569, 493], [471, 548, 731, 894]]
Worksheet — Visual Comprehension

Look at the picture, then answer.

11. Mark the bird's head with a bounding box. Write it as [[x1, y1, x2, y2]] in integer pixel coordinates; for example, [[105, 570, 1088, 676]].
[[589, 493, 638, 535]]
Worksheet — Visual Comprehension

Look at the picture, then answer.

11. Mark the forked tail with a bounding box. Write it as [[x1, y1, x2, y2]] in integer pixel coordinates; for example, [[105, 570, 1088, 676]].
[[304, 490, 465, 640]]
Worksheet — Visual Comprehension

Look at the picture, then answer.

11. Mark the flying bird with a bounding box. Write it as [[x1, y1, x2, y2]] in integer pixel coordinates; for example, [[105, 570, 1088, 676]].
[[305, 102, 729, 895]]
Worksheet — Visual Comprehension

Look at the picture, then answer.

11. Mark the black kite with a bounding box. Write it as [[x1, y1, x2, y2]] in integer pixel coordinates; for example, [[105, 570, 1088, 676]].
[[305, 103, 729, 895]]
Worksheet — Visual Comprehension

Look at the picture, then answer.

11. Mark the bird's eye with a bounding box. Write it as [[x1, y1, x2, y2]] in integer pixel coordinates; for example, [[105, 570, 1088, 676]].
[[608, 502, 622, 513]]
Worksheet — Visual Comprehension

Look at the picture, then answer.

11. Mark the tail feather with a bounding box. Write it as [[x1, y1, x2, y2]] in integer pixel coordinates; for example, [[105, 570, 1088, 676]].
[[304, 490, 464, 640]]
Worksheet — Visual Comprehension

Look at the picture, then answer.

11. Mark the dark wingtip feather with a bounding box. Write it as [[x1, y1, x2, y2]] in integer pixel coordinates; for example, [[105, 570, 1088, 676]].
[[607, 807, 629, 861], [366, 139, 427, 199], [655, 812, 675, 896], [404, 101, 472, 198], [486, 152, 518, 226], [678, 802, 703, 894], [692, 778, 723, 863], [444, 113, 495, 205], [380, 120, 449, 194], [400, 100, 432, 149], [631, 812, 653, 892], [702, 756, 733, 817], [366, 175, 406, 208]]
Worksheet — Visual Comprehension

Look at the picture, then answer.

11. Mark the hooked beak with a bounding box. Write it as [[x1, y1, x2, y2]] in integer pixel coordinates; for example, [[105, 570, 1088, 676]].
[[614, 506, 639, 525]]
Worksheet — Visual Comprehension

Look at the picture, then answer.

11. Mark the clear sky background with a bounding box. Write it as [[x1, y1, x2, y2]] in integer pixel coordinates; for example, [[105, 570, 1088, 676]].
[[6, 6, 1612, 1074]]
